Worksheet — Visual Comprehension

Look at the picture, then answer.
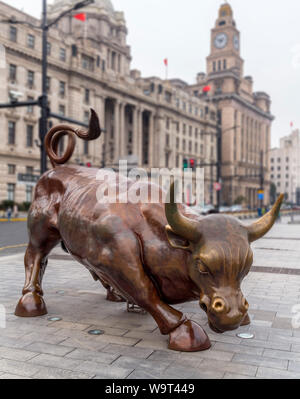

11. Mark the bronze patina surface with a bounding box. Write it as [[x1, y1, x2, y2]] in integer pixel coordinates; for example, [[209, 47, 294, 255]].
[[15, 110, 284, 352]]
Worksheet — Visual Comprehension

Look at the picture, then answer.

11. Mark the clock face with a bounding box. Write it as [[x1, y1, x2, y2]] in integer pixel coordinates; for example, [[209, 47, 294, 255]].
[[233, 34, 239, 50], [214, 33, 228, 49]]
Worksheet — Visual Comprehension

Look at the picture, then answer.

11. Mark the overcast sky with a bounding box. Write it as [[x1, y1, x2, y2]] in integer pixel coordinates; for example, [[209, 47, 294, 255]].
[[3, 0, 300, 147]]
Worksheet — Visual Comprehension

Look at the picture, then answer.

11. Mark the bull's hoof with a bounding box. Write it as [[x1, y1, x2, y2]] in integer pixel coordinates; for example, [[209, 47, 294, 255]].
[[106, 289, 126, 303], [168, 320, 211, 352], [240, 312, 251, 326], [15, 292, 47, 317]]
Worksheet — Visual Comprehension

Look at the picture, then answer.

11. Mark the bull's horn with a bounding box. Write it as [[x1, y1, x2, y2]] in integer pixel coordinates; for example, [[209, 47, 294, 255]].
[[165, 181, 200, 242], [246, 194, 284, 242]]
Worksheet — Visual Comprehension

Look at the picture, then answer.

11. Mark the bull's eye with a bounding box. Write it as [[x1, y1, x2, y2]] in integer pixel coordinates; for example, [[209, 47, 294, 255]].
[[195, 259, 209, 275]]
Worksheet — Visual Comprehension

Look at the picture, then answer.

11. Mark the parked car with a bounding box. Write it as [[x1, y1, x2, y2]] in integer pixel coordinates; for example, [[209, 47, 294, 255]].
[[191, 204, 215, 215], [219, 206, 231, 213]]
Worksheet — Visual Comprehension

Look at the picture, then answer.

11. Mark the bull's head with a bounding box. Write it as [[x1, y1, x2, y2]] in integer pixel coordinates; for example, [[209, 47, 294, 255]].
[[165, 182, 283, 333]]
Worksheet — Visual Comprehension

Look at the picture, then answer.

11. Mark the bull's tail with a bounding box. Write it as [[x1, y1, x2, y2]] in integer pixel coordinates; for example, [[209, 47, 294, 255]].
[[45, 108, 102, 168]]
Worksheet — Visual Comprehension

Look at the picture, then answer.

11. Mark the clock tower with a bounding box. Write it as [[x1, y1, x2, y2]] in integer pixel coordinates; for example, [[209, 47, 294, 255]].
[[189, 2, 274, 209], [207, 3, 244, 79]]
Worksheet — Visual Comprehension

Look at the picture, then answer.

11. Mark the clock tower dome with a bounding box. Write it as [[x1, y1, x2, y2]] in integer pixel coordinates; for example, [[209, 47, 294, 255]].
[[207, 2, 243, 78]]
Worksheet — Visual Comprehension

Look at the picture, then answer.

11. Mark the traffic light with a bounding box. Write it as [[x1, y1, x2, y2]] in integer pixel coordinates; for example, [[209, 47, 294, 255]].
[[189, 159, 196, 171], [183, 158, 188, 170]]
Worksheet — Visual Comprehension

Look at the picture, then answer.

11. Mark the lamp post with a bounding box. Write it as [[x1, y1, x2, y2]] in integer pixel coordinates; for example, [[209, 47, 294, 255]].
[[40, 0, 94, 174], [0, 0, 95, 175]]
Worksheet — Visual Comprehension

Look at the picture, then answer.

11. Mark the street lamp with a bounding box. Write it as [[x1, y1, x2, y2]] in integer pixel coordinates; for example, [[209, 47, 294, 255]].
[[0, 0, 95, 175], [40, 0, 94, 174]]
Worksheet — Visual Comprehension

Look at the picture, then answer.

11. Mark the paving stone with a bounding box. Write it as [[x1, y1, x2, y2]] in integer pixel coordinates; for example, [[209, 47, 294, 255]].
[[240, 338, 291, 351], [111, 355, 171, 372], [0, 346, 38, 361], [233, 353, 288, 370], [213, 342, 264, 356], [256, 367, 300, 379], [126, 369, 165, 379], [272, 317, 293, 329], [0, 359, 42, 377], [34, 366, 94, 379], [223, 372, 256, 379], [24, 342, 75, 357], [0, 373, 31, 379], [200, 358, 257, 376], [29, 353, 82, 370], [66, 348, 119, 364], [76, 361, 133, 379], [102, 344, 154, 359], [162, 365, 224, 379], [263, 348, 300, 362]]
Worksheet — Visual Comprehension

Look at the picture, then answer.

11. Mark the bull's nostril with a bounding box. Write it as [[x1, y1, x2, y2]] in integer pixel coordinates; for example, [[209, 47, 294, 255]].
[[243, 298, 249, 311], [212, 298, 225, 313]]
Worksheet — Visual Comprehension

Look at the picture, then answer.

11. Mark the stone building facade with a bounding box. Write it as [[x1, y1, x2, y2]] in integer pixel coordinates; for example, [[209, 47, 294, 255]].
[[190, 3, 274, 207], [270, 130, 300, 205], [0, 0, 218, 206]]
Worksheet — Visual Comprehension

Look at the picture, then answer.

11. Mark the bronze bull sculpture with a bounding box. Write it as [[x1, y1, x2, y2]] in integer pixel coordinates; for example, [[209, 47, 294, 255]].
[[15, 110, 283, 352]]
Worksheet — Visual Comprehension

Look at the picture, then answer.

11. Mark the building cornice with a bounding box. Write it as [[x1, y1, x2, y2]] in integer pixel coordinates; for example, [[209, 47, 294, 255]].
[[209, 93, 274, 121]]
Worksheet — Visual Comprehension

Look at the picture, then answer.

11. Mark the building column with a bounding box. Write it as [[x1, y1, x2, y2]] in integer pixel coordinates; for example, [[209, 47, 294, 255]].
[[117, 101, 125, 160], [148, 112, 154, 167]]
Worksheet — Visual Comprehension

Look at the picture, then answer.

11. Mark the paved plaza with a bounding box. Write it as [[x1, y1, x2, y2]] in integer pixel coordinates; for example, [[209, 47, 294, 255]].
[[0, 217, 300, 379]]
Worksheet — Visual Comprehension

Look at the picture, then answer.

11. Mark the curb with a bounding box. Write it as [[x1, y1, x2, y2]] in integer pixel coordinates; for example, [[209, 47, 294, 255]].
[[0, 218, 27, 222]]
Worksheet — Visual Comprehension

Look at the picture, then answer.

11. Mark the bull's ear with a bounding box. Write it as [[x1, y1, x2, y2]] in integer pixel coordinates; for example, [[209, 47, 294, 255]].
[[165, 225, 191, 251]]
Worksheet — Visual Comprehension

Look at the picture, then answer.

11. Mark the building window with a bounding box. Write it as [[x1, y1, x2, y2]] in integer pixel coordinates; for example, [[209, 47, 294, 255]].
[[26, 125, 34, 147], [82, 54, 94, 71], [27, 96, 34, 114], [47, 42, 51, 55], [183, 140, 186, 151], [8, 164, 16, 175], [218, 60, 222, 71], [213, 61, 216, 72], [183, 124, 186, 134], [166, 118, 170, 130], [26, 185, 33, 202], [59, 105, 65, 116], [59, 48, 66, 62], [165, 152, 170, 168], [84, 89, 90, 104], [27, 34, 35, 49], [9, 64, 17, 81], [26, 166, 34, 175], [223, 59, 227, 69], [9, 26, 17, 42], [84, 141, 89, 155], [7, 183, 15, 201], [84, 111, 89, 124], [277, 158, 281, 162], [270, 158, 274, 163], [27, 70, 34, 87], [59, 81, 65, 98], [165, 91, 172, 103], [166, 134, 170, 147], [8, 121, 15, 145], [111, 51, 116, 70]]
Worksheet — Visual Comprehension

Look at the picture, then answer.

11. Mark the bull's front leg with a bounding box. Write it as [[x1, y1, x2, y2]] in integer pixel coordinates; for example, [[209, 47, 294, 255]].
[[102, 235, 211, 352]]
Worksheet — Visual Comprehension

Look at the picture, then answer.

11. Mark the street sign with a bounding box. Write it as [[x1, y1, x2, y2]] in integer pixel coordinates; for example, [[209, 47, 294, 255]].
[[258, 193, 264, 200], [214, 182, 221, 191], [17, 173, 40, 186]]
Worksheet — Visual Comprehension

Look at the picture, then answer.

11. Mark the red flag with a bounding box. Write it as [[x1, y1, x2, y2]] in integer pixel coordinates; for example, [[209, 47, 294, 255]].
[[290, 121, 294, 128], [74, 13, 86, 22], [202, 85, 211, 93], [164, 58, 168, 67]]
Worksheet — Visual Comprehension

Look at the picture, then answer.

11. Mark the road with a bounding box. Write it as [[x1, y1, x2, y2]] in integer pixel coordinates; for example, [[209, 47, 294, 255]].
[[0, 221, 28, 257]]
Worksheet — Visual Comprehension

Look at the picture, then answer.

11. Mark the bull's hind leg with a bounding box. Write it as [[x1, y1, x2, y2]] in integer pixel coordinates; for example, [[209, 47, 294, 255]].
[[15, 225, 60, 317]]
